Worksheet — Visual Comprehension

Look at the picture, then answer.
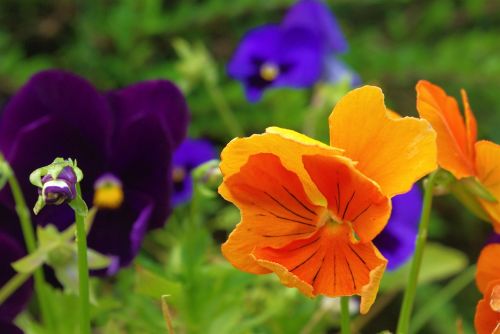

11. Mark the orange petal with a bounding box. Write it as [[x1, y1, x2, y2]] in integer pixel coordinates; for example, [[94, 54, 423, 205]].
[[329, 85, 437, 197], [253, 223, 387, 314], [475, 141, 500, 231], [475, 279, 500, 334], [302, 154, 391, 242], [221, 153, 323, 274], [477, 244, 500, 294], [461, 89, 478, 158], [416, 80, 476, 178], [219, 128, 342, 208]]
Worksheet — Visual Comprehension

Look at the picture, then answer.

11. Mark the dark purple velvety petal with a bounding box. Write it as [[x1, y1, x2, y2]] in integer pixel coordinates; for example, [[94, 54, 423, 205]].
[[0, 321, 23, 334], [172, 175, 194, 207], [486, 232, 500, 245], [87, 191, 153, 272], [282, 0, 348, 53], [106, 80, 189, 149], [0, 116, 106, 215], [0, 69, 113, 160], [373, 184, 423, 270], [109, 112, 173, 229], [0, 232, 33, 321]]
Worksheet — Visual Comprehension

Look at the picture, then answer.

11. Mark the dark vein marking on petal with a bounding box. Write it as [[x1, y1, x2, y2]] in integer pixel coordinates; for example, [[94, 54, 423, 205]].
[[346, 259, 356, 290], [348, 244, 370, 270], [351, 204, 372, 223], [282, 185, 316, 215], [287, 235, 321, 251], [311, 255, 325, 286], [264, 191, 315, 221], [262, 232, 312, 238], [290, 248, 320, 272], [342, 191, 356, 220]]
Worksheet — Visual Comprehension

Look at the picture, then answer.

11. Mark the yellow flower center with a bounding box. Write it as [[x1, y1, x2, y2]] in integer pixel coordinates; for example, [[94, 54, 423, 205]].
[[93, 181, 124, 209], [172, 167, 186, 183], [259, 62, 279, 82]]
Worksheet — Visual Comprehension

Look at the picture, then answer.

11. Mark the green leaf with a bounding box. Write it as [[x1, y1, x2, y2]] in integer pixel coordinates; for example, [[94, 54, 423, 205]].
[[135, 266, 182, 305], [380, 243, 468, 292], [12, 250, 47, 274], [87, 249, 111, 270], [69, 195, 89, 216]]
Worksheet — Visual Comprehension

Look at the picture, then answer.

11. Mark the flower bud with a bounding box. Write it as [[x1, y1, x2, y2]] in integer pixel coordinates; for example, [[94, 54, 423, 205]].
[[40, 166, 77, 205]]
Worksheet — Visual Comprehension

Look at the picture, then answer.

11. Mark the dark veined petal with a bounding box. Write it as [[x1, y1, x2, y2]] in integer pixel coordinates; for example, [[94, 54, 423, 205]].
[[109, 111, 174, 229], [0, 231, 33, 321], [107, 80, 189, 149], [0, 69, 113, 161], [87, 191, 153, 273]]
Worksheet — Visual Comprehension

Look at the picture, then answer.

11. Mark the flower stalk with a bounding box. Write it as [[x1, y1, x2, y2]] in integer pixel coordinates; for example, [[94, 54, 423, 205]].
[[396, 171, 438, 333], [74, 182, 91, 334], [7, 170, 54, 330], [340, 296, 351, 334]]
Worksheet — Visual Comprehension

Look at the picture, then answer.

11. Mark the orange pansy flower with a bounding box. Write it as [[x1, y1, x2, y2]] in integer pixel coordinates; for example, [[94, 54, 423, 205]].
[[219, 86, 437, 313], [416, 81, 500, 232], [475, 244, 500, 334]]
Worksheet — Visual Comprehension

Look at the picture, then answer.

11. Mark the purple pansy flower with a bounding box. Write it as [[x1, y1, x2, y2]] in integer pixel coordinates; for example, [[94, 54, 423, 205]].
[[172, 139, 217, 206], [39, 166, 77, 206], [373, 185, 423, 270], [228, 0, 357, 102], [0, 230, 32, 327], [0, 69, 189, 273]]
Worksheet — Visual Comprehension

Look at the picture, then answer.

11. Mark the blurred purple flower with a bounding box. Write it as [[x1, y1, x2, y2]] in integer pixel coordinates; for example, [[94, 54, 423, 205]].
[[172, 139, 217, 206], [0, 321, 23, 334], [0, 230, 32, 326], [373, 185, 423, 270], [0, 69, 189, 273], [228, 0, 358, 102], [486, 232, 500, 245]]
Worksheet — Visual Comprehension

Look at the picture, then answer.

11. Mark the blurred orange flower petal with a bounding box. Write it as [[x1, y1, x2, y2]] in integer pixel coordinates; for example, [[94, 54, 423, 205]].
[[475, 279, 500, 334], [416, 80, 476, 179], [329, 85, 437, 197], [475, 141, 500, 231], [476, 244, 500, 294]]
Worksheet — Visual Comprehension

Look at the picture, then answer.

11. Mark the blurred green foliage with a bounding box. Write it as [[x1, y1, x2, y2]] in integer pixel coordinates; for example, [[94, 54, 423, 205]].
[[1, 0, 499, 333]]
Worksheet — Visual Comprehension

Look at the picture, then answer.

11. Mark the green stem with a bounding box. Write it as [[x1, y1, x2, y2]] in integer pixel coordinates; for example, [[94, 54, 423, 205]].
[[0, 272, 30, 305], [340, 296, 351, 334], [8, 172, 54, 330], [410, 265, 476, 333], [204, 79, 244, 138], [396, 171, 438, 334], [74, 183, 91, 334]]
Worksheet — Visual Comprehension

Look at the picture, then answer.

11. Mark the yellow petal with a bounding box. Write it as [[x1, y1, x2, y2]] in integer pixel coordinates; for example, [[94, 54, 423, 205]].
[[329, 85, 437, 197], [475, 140, 500, 232], [219, 128, 342, 207]]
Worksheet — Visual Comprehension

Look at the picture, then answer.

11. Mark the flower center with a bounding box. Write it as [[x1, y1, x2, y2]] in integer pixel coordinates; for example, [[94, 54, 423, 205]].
[[259, 62, 280, 82], [172, 167, 186, 183], [42, 180, 74, 205], [93, 174, 124, 209]]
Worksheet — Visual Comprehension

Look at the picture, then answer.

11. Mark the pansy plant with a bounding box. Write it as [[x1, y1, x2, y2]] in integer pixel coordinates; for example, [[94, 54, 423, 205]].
[[219, 86, 437, 313]]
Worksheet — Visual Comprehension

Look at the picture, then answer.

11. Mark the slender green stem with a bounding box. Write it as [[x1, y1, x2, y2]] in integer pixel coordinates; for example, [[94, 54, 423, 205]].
[[411, 265, 476, 333], [396, 171, 438, 334], [74, 183, 91, 334], [8, 171, 54, 330], [340, 296, 351, 334], [204, 79, 244, 138], [0, 272, 30, 305]]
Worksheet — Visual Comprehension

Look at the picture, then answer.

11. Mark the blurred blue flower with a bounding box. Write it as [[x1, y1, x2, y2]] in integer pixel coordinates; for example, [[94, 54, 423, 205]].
[[373, 185, 423, 270], [228, 0, 358, 102], [172, 139, 217, 206], [0, 70, 189, 273]]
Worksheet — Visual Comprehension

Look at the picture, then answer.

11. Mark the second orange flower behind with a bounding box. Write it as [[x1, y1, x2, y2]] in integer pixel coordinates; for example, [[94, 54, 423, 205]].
[[219, 86, 437, 313]]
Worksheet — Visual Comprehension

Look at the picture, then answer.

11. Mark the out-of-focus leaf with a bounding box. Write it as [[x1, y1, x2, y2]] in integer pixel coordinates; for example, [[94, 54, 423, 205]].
[[380, 243, 468, 291], [135, 266, 183, 305]]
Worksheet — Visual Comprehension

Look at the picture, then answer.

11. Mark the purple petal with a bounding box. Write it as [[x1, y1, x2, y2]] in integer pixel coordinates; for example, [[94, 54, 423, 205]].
[[0, 69, 113, 160], [87, 191, 153, 271], [0, 232, 33, 321], [486, 232, 500, 245], [282, 0, 348, 53], [373, 185, 423, 270], [109, 112, 174, 229], [323, 56, 362, 87], [107, 80, 190, 149], [228, 24, 322, 102], [0, 321, 23, 334]]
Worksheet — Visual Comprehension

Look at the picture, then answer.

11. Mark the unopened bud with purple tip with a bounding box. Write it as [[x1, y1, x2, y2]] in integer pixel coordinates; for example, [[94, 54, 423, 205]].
[[30, 158, 83, 214]]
